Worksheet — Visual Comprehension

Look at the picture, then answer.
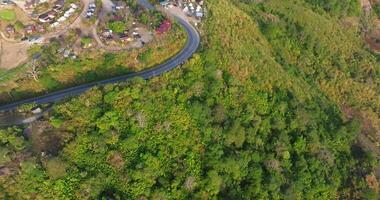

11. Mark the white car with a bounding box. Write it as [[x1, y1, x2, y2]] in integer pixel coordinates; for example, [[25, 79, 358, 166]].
[[57, 16, 66, 22], [50, 22, 60, 27], [71, 3, 78, 9]]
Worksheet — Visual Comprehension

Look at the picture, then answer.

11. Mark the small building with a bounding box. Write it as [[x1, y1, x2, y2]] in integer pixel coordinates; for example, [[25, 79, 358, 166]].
[[47, 11, 56, 19], [160, 0, 170, 7], [50, 21, 59, 28], [156, 20, 171, 34], [102, 29, 113, 39], [5, 25, 15, 35], [31, 107, 42, 114], [195, 11, 203, 18], [53, 4, 63, 12], [57, 16, 66, 22], [119, 32, 129, 41], [1, 0, 13, 5], [24, 24, 36, 34], [63, 49, 71, 57], [67, 7, 76, 14], [25, 0, 37, 9], [39, 12, 52, 23], [36, 24, 45, 33]]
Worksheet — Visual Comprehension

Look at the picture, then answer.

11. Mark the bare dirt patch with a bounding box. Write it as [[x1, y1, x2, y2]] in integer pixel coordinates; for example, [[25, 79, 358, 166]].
[[0, 40, 30, 69], [341, 105, 380, 156], [365, 30, 380, 52]]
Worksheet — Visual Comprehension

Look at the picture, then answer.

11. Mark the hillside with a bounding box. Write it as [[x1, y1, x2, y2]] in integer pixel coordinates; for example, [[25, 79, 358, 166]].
[[0, 0, 379, 199]]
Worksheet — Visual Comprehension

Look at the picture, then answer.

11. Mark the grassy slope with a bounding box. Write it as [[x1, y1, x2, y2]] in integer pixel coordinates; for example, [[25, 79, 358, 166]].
[[0, 0, 378, 199], [232, 0, 380, 153]]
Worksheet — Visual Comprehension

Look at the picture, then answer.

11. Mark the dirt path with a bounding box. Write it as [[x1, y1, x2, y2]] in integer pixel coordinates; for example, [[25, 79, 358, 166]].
[[0, 32, 19, 43], [360, 0, 372, 13]]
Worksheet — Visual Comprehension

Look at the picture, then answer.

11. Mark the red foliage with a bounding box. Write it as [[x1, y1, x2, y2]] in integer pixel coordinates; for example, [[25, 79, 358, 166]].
[[156, 20, 172, 34]]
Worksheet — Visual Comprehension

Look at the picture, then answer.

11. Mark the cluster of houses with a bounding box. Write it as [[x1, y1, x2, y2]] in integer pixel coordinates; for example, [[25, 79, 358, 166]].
[[60, 48, 77, 59], [5, 23, 45, 37], [100, 29, 137, 44], [100, 25, 144, 45], [25, 0, 49, 9], [37, 1, 78, 28], [52, 3, 78, 27], [38, 0, 63, 23], [183, 2, 203, 18]]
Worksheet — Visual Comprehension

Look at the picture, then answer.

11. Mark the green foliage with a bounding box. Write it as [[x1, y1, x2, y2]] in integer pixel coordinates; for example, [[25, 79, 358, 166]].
[[138, 10, 165, 28], [139, 12, 149, 24], [14, 20, 24, 31], [0, 0, 378, 199], [374, 4, 380, 18], [80, 37, 93, 46], [50, 117, 63, 128], [45, 158, 67, 179], [137, 47, 153, 63], [0, 147, 11, 164], [304, 0, 361, 16], [0, 127, 25, 151], [108, 21, 125, 34], [0, 9, 16, 21]]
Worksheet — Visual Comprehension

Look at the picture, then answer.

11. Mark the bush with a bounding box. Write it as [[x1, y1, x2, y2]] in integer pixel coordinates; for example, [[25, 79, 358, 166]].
[[0, 9, 16, 21], [108, 21, 125, 34]]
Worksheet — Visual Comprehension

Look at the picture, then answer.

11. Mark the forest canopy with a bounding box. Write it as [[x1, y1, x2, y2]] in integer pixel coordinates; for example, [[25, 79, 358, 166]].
[[0, 0, 379, 199]]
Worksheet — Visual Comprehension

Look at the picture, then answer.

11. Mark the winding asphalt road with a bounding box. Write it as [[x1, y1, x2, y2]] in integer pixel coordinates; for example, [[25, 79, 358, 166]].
[[0, 0, 200, 114]]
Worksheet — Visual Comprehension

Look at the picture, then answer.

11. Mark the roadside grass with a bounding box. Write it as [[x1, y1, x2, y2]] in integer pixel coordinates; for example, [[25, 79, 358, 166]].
[[0, 64, 28, 86], [0, 9, 16, 21]]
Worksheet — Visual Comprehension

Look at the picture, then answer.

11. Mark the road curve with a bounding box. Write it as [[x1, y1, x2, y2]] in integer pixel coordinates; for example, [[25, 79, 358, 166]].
[[0, 1, 200, 113]]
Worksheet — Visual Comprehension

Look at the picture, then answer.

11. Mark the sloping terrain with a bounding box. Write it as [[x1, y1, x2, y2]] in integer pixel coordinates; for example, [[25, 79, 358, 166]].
[[0, 0, 379, 199]]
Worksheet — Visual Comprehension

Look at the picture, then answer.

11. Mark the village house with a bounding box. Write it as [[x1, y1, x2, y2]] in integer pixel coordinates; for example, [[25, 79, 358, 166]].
[[156, 20, 171, 34], [0, 0, 14, 5], [102, 29, 113, 39], [119, 32, 131, 42], [39, 13, 51, 23], [53, 4, 63, 12], [5, 25, 15, 35], [25, 0, 46, 9], [48, 11, 56, 19], [36, 24, 45, 33], [113, 1, 126, 10], [132, 31, 141, 39], [24, 24, 36, 34], [39, 10, 57, 23]]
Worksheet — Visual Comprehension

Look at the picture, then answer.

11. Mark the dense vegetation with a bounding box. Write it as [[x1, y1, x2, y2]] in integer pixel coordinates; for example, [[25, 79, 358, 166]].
[[304, 0, 361, 16], [0, 0, 379, 199], [374, 4, 380, 18]]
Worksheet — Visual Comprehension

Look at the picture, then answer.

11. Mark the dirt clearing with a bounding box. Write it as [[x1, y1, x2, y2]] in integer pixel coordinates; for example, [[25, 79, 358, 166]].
[[0, 40, 30, 69]]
